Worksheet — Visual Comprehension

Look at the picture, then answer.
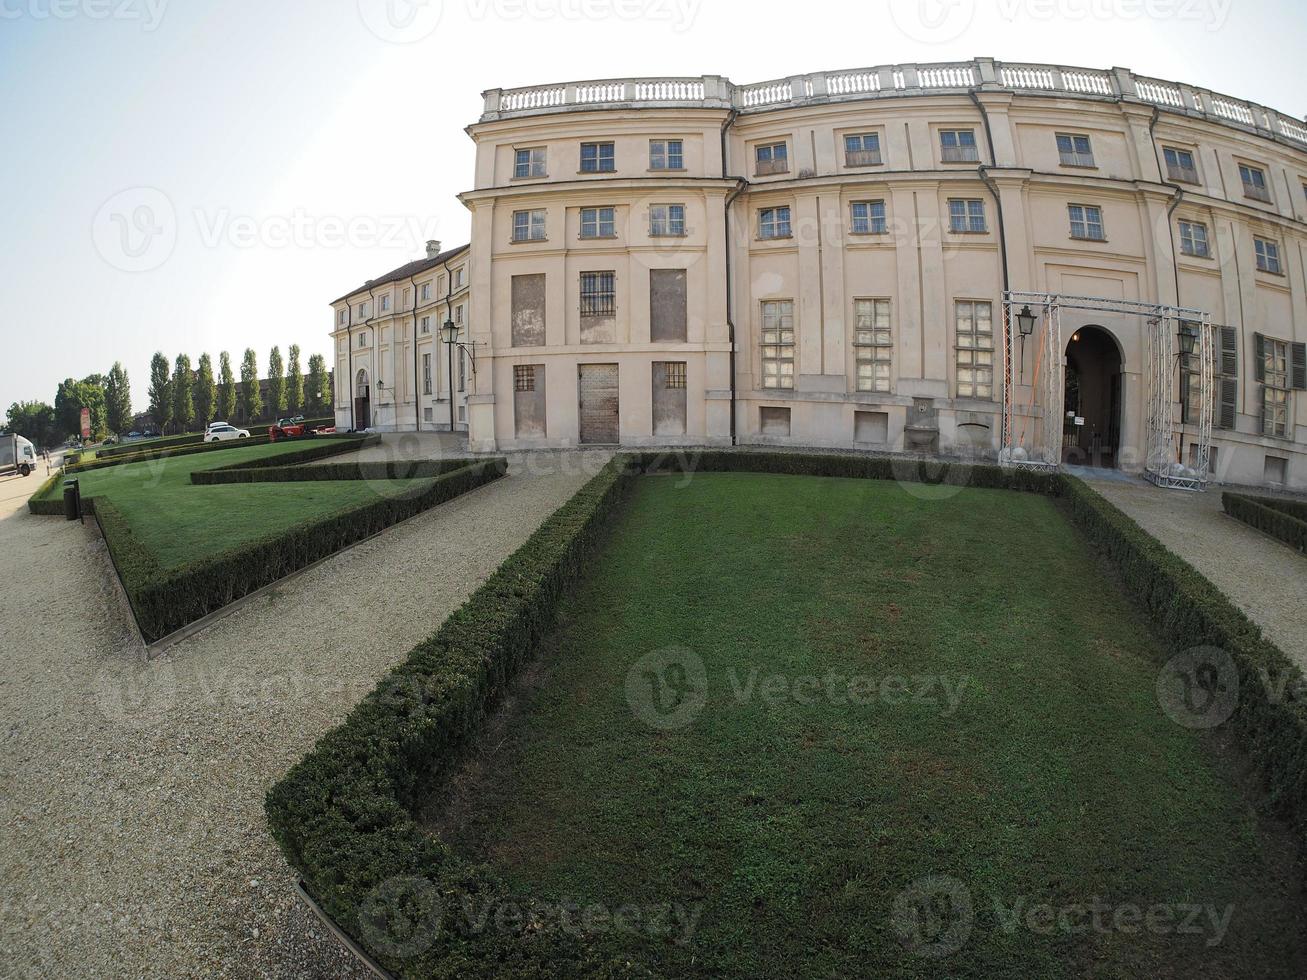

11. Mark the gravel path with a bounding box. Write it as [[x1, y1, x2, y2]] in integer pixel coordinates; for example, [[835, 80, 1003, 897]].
[[1084, 474, 1307, 670], [0, 448, 608, 978]]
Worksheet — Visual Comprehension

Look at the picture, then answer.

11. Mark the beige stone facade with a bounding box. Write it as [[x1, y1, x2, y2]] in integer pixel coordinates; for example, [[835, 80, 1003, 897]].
[[342, 59, 1307, 489]]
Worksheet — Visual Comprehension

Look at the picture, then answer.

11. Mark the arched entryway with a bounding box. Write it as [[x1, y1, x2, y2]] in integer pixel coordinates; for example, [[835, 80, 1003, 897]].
[[1063, 325, 1122, 467], [355, 368, 371, 430]]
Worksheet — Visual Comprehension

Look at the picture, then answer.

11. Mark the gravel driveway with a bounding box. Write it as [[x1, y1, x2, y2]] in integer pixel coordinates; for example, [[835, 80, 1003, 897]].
[[0, 448, 608, 978]]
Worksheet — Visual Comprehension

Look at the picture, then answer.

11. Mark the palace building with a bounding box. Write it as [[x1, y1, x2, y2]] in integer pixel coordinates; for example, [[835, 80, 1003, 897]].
[[334, 59, 1307, 489]]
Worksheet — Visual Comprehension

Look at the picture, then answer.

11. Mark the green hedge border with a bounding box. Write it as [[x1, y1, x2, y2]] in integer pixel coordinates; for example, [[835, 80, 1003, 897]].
[[1223, 492, 1307, 553], [265, 451, 1307, 977], [113, 456, 507, 643], [94, 417, 334, 458], [192, 456, 478, 485], [62, 435, 273, 474]]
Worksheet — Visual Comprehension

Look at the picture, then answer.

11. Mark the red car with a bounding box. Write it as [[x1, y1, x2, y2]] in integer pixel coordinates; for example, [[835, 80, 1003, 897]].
[[269, 417, 308, 441]]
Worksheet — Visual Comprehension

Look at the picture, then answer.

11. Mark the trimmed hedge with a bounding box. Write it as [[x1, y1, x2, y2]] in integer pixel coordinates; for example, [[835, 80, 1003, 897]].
[[110, 457, 507, 643], [193, 456, 473, 485], [264, 450, 1307, 978], [61, 435, 273, 473], [26, 471, 66, 516], [95, 417, 334, 458], [1223, 492, 1307, 554]]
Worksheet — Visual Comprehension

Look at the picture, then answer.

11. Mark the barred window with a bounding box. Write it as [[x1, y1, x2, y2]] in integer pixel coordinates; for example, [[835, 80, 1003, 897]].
[[1068, 204, 1105, 240], [514, 147, 547, 179], [580, 207, 615, 239], [948, 199, 986, 233], [939, 129, 978, 162], [853, 299, 892, 393], [580, 271, 616, 316], [650, 204, 686, 236], [758, 206, 791, 239], [1254, 237, 1282, 274], [663, 362, 687, 389], [955, 300, 994, 399], [512, 209, 547, 242], [1178, 220, 1209, 257], [580, 141, 615, 173], [760, 300, 795, 390], [514, 364, 536, 392], [844, 133, 882, 166], [649, 139, 683, 170], [850, 200, 887, 235]]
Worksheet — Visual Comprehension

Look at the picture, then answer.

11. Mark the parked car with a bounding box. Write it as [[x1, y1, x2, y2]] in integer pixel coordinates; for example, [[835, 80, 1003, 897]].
[[269, 416, 308, 441], [1, 432, 38, 477], [205, 423, 250, 442]]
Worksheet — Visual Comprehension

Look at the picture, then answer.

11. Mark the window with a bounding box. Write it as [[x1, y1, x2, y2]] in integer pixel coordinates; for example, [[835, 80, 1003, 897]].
[[850, 200, 887, 235], [514, 364, 536, 392], [1260, 335, 1289, 437], [357, 302, 368, 318], [1164, 147, 1198, 183], [760, 300, 795, 389], [955, 300, 994, 399], [580, 141, 615, 173], [337, 309, 346, 326], [420, 315, 431, 334], [755, 142, 788, 176], [420, 282, 431, 302], [380, 295, 390, 312], [458, 351, 465, 393], [940, 129, 979, 162], [455, 268, 464, 288], [853, 299, 892, 393], [947, 199, 986, 233], [454, 304, 464, 325], [579, 206, 616, 239], [580, 271, 616, 316], [1178, 220, 1210, 257], [1056, 133, 1095, 168], [1240, 164, 1270, 202], [663, 361, 687, 389], [1254, 237, 1282, 274], [758, 206, 791, 239], [512, 209, 546, 242], [649, 204, 686, 236], [514, 147, 546, 179], [357, 332, 367, 348], [844, 133, 882, 167], [649, 139, 683, 170], [422, 353, 432, 396], [1068, 204, 1106, 241]]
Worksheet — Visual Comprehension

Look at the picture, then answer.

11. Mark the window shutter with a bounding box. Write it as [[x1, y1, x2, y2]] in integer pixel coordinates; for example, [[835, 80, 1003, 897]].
[[1291, 341, 1307, 390], [1218, 377, 1237, 430], [1219, 325, 1238, 377], [1253, 332, 1266, 382], [1179, 370, 1191, 424]]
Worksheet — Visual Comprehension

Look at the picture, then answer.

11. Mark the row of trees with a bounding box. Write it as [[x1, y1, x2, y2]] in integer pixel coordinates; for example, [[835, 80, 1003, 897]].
[[146, 346, 331, 435], [6, 363, 133, 447]]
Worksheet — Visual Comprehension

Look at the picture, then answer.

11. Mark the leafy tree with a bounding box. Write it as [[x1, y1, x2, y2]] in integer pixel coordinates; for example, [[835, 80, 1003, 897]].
[[306, 354, 330, 414], [6, 401, 57, 448], [55, 377, 108, 440], [286, 344, 304, 415], [194, 353, 216, 426], [217, 351, 237, 421], [267, 346, 286, 418], [240, 348, 262, 422], [172, 354, 195, 433], [105, 362, 132, 436], [148, 352, 172, 434]]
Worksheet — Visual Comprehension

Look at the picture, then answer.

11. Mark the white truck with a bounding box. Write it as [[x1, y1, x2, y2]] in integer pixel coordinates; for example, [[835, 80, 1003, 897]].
[[1, 432, 38, 477]]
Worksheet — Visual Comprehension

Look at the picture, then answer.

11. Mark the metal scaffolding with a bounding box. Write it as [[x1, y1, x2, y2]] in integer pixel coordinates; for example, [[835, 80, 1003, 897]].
[[1000, 291, 1214, 491]]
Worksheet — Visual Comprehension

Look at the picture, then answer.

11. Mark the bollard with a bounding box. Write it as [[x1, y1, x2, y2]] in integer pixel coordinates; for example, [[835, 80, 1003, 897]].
[[63, 479, 82, 523]]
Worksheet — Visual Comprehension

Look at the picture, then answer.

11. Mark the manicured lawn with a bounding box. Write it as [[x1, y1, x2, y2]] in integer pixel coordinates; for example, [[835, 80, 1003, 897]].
[[45, 441, 427, 569], [433, 473, 1306, 978]]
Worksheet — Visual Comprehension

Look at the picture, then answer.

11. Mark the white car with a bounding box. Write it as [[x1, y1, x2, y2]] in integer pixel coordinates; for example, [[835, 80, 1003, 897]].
[[205, 423, 250, 442]]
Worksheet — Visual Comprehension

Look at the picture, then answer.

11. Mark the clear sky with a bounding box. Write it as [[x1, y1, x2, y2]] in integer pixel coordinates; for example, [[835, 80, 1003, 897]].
[[3, 0, 1305, 411]]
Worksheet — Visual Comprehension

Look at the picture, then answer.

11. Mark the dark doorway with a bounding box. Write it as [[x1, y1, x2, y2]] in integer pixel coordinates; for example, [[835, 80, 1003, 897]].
[[1063, 326, 1122, 467], [355, 368, 371, 430]]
